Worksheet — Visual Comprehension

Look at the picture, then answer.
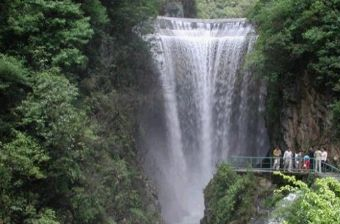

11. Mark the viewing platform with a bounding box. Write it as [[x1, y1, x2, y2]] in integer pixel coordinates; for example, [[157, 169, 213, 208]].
[[225, 156, 340, 180]]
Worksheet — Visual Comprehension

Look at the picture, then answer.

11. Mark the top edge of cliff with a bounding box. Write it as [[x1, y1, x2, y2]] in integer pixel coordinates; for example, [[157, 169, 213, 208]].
[[157, 16, 248, 23]]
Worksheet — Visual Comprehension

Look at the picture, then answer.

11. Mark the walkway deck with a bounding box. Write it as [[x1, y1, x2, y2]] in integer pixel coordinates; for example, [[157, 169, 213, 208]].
[[226, 156, 340, 180]]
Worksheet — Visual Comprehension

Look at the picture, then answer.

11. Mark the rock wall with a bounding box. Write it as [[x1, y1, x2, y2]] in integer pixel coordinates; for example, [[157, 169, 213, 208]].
[[161, 0, 196, 18], [278, 74, 340, 164], [163, 1, 184, 17]]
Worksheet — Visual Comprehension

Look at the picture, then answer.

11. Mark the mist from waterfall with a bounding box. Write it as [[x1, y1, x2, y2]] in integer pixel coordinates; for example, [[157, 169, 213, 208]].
[[140, 17, 269, 224]]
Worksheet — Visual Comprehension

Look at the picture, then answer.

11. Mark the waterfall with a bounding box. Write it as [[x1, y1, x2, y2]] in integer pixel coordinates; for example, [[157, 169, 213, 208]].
[[141, 16, 269, 224]]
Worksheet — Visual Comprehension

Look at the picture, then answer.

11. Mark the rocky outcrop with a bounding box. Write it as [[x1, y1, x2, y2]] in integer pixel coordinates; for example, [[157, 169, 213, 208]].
[[163, 1, 184, 17], [181, 0, 197, 17], [279, 74, 340, 164], [161, 0, 196, 18], [200, 165, 276, 224], [281, 75, 330, 148]]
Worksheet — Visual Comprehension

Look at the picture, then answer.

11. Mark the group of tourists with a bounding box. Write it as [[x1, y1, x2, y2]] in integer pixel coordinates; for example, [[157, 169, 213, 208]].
[[272, 146, 328, 173]]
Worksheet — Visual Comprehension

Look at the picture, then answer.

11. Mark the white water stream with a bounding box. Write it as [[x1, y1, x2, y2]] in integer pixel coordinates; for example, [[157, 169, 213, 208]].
[[142, 17, 269, 224]]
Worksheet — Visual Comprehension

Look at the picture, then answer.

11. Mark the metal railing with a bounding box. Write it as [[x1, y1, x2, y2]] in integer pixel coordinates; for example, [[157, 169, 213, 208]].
[[225, 156, 340, 176]]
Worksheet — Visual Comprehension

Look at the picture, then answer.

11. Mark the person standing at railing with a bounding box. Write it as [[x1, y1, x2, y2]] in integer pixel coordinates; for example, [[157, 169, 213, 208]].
[[321, 148, 328, 172], [272, 146, 282, 170], [308, 147, 315, 170], [314, 148, 322, 173], [303, 154, 310, 171], [295, 151, 302, 171], [283, 148, 293, 172]]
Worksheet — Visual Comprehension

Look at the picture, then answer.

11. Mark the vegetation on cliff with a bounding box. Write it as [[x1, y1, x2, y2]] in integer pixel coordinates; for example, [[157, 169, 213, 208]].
[[248, 0, 340, 142], [273, 173, 340, 224], [196, 0, 258, 18], [0, 0, 163, 223], [202, 166, 340, 224], [201, 164, 273, 224]]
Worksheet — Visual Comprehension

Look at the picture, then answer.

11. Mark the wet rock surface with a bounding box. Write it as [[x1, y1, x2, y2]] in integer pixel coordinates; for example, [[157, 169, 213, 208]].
[[277, 74, 340, 164]]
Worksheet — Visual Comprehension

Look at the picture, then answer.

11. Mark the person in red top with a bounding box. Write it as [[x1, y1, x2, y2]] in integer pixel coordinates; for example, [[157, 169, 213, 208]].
[[303, 154, 310, 171]]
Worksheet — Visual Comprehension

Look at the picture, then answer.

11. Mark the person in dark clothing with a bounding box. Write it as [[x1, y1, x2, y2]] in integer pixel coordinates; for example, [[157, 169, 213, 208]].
[[308, 147, 314, 170]]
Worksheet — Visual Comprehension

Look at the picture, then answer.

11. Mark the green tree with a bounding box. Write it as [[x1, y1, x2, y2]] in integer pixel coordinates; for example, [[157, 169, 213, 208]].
[[16, 71, 96, 216], [197, 0, 258, 18], [0, 54, 29, 137], [0, 0, 164, 223], [203, 164, 256, 224], [0, 132, 53, 223], [248, 0, 340, 137], [274, 173, 340, 224], [1, 0, 93, 71]]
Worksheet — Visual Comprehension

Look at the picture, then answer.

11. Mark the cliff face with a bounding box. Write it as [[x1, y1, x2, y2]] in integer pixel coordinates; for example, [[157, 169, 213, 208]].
[[161, 0, 196, 18], [281, 75, 329, 148], [277, 74, 340, 164]]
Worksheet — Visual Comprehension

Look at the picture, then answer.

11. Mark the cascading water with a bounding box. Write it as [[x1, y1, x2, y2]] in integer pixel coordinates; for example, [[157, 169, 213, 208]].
[[141, 17, 269, 224]]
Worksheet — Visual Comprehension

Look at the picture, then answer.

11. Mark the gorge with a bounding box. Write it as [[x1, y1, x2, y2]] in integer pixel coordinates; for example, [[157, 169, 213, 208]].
[[2, 1, 340, 224], [141, 17, 270, 224]]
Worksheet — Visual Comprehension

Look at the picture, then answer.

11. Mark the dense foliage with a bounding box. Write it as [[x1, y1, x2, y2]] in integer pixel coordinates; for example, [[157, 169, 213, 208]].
[[250, 0, 340, 89], [274, 173, 340, 224], [247, 1, 340, 218], [0, 0, 163, 223], [248, 0, 340, 137], [202, 164, 256, 224], [196, 0, 258, 18]]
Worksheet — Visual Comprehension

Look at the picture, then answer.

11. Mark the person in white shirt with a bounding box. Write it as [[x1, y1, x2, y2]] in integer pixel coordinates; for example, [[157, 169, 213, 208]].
[[283, 148, 293, 172], [295, 151, 302, 171], [321, 148, 328, 172], [314, 148, 322, 173]]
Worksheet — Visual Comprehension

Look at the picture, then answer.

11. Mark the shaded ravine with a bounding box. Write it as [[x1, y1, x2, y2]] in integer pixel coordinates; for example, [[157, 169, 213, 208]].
[[141, 17, 269, 224]]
